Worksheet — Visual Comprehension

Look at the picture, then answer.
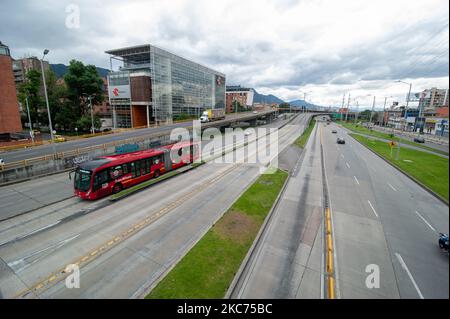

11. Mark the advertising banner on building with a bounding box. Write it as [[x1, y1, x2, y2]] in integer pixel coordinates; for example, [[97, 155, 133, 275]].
[[109, 84, 131, 99]]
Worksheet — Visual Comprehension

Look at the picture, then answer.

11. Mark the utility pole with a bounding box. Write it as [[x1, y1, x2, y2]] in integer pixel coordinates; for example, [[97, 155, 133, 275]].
[[25, 96, 34, 144], [369, 95, 376, 124], [40, 49, 57, 156], [345, 93, 351, 121], [83, 93, 96, 134], [341, 93, 345, 120], [354, 101, 359, 124], [383, 97, 388, 127]]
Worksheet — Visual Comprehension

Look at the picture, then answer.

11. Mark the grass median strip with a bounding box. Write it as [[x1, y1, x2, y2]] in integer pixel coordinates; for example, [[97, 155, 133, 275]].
[[338, 121, 448, 156], [350, 133, 449, 202], [146, 168, 288, 298], [295, 118, 315, 148]]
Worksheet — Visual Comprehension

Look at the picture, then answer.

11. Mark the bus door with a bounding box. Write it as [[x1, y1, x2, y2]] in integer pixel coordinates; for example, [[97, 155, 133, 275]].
[[93, 169, 110, 199], [130, 161, 142, 185], [163, 150, 172, 172]]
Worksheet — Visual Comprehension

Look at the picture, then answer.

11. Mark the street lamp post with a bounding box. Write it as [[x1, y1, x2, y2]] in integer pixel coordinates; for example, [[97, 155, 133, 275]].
[[382, 96, 393, 127], [396, 80, 412, 131], [369, 95, 376, 124], [83, 93, 96, 134], [40, 49, 56, 156], [25, 96, 34, 144]]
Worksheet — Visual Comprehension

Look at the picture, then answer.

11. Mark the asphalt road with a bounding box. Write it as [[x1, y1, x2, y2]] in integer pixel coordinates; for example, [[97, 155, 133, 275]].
[[0, 110, 276, 163], [0, 114, 295, 222], [232, 120, 324, 298], [324, 123, 448, 298], [0, 113, 310, 298], [233, 120, 448, 299]]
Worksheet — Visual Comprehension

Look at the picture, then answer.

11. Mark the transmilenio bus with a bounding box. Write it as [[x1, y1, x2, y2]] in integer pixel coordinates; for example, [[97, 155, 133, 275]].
[[73, 141, 199, 200]]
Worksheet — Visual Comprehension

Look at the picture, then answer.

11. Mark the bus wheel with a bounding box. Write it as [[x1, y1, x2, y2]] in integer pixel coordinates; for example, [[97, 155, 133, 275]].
[[113, 183, 123, 194], [154, 170, 160, 178]]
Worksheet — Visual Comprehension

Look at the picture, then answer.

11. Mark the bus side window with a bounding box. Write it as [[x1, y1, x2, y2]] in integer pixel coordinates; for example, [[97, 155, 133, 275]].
[[145, 158, 152, 174], [131, 161, 141, 178], [93, 169, 109, 190], [123, 163, 129, 174], [110, 165, 123, 179]]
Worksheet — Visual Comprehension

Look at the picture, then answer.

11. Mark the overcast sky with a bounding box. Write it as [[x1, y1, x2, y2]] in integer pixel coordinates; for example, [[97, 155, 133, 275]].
[[1, 0, 448, 108]]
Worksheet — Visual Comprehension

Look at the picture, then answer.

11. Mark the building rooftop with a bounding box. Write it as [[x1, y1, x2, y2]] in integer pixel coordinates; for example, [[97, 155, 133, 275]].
[[105, 44, 224, 77]]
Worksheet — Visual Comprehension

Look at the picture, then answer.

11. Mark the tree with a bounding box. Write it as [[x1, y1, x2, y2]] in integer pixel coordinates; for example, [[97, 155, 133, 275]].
[[17, 69, 43, 127], [359, 109, 372, 121], [76, 114, 101, 132], [232, 100, 246, 112], [64, 60, 104, 119]]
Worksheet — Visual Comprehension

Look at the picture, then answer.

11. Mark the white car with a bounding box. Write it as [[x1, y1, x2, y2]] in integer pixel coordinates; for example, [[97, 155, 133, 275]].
[[253, 111, 258, 114], [0, 158, 4, 166]]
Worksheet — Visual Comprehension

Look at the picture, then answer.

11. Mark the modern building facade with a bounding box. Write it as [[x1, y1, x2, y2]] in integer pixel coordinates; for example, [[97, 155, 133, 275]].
[[225, 85, 254, 113], [0, 41, 23, 139], [105, 44, 226, 127], [418, 87, 449, 109]]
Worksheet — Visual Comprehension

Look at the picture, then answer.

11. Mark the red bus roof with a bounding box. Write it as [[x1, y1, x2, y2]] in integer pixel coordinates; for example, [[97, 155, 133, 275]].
[[78, 141, 197, 172]]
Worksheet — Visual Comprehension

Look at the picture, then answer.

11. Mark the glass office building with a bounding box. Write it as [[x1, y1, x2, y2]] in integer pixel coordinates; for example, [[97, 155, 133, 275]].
[[106, 44, 226, 127]]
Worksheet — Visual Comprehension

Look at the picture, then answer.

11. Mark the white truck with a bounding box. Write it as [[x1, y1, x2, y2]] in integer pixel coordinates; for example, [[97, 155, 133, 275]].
[[199, 108, 226, 123]]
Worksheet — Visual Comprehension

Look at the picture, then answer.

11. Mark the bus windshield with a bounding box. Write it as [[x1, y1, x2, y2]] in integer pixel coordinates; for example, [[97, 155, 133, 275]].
[[74, 169, 92, 192]]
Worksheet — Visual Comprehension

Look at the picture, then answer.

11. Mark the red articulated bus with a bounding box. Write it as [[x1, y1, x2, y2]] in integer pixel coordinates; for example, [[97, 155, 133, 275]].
[[73, 141, 200, 200]]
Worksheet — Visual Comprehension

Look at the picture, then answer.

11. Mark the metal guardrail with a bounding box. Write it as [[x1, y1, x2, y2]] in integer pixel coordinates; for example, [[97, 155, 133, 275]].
[[0, 111, 278, 172]]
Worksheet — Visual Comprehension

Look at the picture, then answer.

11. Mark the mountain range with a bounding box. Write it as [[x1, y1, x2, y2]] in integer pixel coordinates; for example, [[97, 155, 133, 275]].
[[50, 65, 321, 108], [50, 63, 110, 78]]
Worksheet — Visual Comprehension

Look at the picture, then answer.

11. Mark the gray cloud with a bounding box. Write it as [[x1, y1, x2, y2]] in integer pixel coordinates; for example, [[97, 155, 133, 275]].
[[0, 0, 448, 104]]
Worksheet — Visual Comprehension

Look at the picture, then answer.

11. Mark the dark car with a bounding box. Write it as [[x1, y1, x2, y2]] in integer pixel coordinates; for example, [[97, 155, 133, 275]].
[[337, 137, 345, 144], [331, 129, 337, 133], [413, 136, 425, 143]]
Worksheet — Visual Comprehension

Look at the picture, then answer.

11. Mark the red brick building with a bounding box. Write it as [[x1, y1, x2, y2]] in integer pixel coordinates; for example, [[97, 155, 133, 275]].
[[0, 41, 22, 139], [225, 86, 254, 113]]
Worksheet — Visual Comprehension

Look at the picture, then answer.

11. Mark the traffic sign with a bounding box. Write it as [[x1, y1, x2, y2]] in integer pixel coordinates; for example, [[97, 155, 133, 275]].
[[388, 141, 396, 148]]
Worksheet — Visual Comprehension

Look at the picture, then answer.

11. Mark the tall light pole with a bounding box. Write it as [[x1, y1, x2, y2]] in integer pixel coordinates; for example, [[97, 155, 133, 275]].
[[83, 93, 96, 134], [382, 96, 393, 127], [345, 93, 351, 121], [40, 49, 56, 155], [369, 95, 376, 124], [396, 80, 412, 131], [300, 90, 312, 113], [24, 96, 34, 144]]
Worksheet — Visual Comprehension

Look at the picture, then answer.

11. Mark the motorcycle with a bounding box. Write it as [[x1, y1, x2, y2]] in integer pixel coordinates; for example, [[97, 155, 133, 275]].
[[438, 233, 449, 252]]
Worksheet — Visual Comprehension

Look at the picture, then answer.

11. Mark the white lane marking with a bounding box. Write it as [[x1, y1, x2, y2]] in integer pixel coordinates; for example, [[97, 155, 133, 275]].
[[346, 162, 350, 169], [367, 200, 378, 218], [0, 220, 61, 247], [7, 234, 80, 273], [395, 253, 425, 299], [387, 183, 397, 192], [353, 175, 360, 185], [415, 211, 436, 232]]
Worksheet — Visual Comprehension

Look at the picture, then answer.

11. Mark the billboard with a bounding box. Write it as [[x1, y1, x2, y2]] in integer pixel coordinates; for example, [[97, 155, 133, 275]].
[[109, 84, 131, 99]]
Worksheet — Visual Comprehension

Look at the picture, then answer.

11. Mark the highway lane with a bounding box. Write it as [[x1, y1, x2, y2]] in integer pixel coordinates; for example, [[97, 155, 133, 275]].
[[0, 113, 311, 298], [0, 110, 276, 163], [0, 114, 295, 222], [233, 120, 325, 298], [324, 122, 448, 299]]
